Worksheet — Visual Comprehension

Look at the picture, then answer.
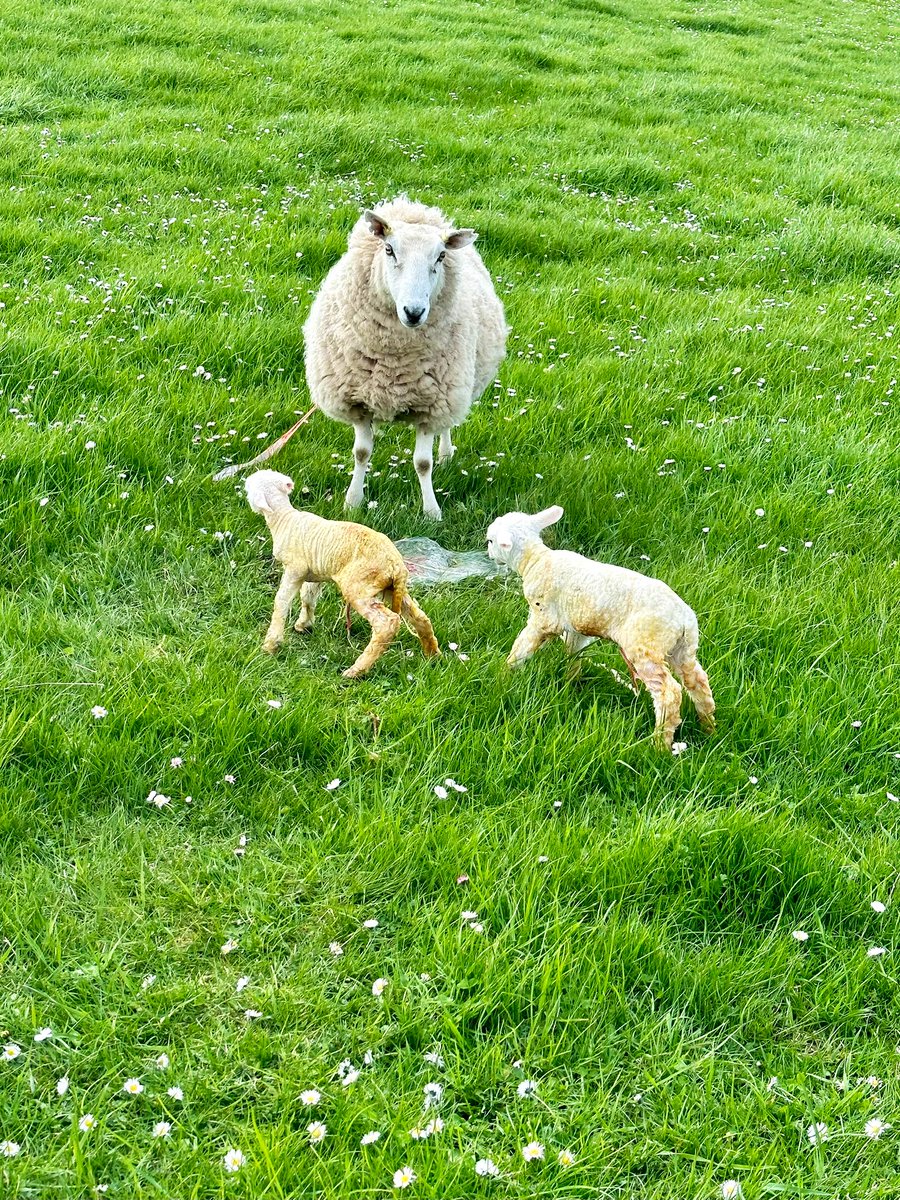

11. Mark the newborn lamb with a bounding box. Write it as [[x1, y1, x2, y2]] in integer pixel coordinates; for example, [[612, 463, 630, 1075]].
[[245, 470, 440, 678], [486, 506, 715, 750]]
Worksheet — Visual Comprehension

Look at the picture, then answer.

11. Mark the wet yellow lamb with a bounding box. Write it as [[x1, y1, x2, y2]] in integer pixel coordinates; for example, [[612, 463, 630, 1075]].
[[486, 506, 715, 751], [245, 469, 440, 678]]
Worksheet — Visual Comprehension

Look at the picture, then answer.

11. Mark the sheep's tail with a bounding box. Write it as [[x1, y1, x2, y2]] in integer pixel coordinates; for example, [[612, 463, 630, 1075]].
[[212, 405, 317, 481], [389, 572, 407, 615]]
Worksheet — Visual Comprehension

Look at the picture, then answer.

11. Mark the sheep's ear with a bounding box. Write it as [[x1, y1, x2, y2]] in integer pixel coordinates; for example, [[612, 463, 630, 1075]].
[[364, 210, 391, 239], [534, 505, 564, 529], [444, 228, 477, 249]]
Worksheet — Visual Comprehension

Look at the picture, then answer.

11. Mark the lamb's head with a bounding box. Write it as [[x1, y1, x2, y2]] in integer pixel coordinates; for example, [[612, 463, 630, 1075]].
[[486, 506, 564, 566], [364, 209, 476, 329], [244, 469, 295, 515]]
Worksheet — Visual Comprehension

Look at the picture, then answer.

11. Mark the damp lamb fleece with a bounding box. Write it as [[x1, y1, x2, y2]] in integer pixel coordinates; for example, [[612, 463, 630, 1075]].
[[304, 197, 507, 431]]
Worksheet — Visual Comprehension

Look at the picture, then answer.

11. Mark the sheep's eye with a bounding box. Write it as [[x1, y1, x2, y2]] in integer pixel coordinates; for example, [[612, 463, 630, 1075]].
[[385, 244, 395, 258]]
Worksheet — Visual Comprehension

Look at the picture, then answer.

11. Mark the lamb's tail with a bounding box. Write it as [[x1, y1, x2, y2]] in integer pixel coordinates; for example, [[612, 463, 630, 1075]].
[[390, 573, 407, 614]]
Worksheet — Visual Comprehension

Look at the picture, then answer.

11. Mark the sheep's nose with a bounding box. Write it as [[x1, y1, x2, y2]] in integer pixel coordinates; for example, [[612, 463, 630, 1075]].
[[403, 306, 425, 325]]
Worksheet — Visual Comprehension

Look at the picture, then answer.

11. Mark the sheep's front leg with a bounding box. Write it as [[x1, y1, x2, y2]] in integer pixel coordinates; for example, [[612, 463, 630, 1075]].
[[345, 418, 373, 510], [262, 568, 303, 653], [342, 596, 401, 679], [506, 615, 554, 669], [438, 428, 455, 465], [294, 582, 324, 633], [414, 427, 441, 521]]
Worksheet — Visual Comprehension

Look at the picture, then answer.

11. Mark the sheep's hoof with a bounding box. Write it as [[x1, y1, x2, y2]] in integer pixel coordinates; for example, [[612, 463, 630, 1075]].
[[423, 641, 441, 659], [700, 715, 717, 735], [262, 639, 282, 655], [294, 618, 313, 633], [422, 505, 442, 522], [341, 665, 365, 680]]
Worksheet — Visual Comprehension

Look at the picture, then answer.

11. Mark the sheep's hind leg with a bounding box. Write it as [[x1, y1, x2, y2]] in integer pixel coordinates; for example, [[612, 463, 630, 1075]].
[[414, 427, 441, 521], [262, 568, 303, 653], [342, 597, 401, 679], [630, 653, 683, 752], [438, 428, 455, 465], [673, 652, 716, 734], [294, 582, 324, 633], [401, 593, 440, 659], [345, 418, 373, 509]]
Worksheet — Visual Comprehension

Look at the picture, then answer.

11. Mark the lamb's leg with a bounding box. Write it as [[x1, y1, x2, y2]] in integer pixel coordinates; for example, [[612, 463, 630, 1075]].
[[631, 653, 683, 751], [294, 582, 324, 633], [345, 418, 373, 509], [507, 616, 554, 669], [401, 593, 440, 659], [414, 427, 441, 521], [561, 630, 592, 679], [673, 653, 716, 734], [438, 428, 455, 465], [342, 596, 401, 679], [262, 568, 303, 653]]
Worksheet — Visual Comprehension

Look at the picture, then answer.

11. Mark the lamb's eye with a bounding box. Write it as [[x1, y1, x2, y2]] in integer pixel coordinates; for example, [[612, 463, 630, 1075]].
[[385, 244, 395, 258]]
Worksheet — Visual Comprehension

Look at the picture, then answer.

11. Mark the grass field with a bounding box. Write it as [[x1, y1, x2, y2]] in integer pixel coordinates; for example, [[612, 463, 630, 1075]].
[[1, 0, 899, 1195]]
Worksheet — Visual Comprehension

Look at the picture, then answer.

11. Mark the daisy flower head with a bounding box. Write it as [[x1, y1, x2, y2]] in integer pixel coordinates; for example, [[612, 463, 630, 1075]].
[[236, 976, 250, 992], [223, 1147, 246, 1172], [156, 1053, 170, 1070], [433, 784, 448, 799], [2, 1044, 22, 1061], [372, 977, 389, 997], [522, 1140, 544, 1162], [393, 1165, 416, 1189], [363, 918, 379, 929], [57, 1076, 70, 1095], [425, 1118, 443, 1135], [807, 1122, 829, 1146], [475, 1158, 500, 1177], [868, 946, 887, 957], [307, 1121, 327, 1144], [0, 1140, 20, 1157], [461, 910, 478, 921], [341, 1068, 360, 1087], [329, 941, 343, 957], [424, 1050, 444, 1067], [122, 1078, 143, 1096], [792, 930, 809, 942], [167, 1086, 184, 1101], [361, 1130, 381, 1146], [423, 1081, 443, 1108], [153, 1121, 172, 1138], [221, 938, 238, 955], [34, 1028, 53, 1043], [325, 778, 341, 791], [722, 1183, 743, 1200], [79, 1114, 98, 1132], [517, 1079, 538, 1098], [90, 706, 107, 719], [557, 1149, 575, 1167], [300, 1089, 321, 1106], [865, 1118, 891, 1139], [409, 1126, 428, 1140], [871, 901, 886, 913]]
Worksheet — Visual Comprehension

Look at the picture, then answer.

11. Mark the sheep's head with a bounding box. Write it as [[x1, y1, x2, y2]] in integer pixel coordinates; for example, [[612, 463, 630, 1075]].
[[244, 469, 295, 514], [486, 506, 564, 565], [364, 209, 476, 329]]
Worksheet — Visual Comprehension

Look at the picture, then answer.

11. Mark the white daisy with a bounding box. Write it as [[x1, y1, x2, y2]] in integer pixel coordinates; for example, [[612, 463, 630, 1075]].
[[156, 1053, 170, 1070], [34, 1028, 53, 1043], [57, 1077, 70, 1095], [300, 1090, 321, 1106], [221, 939, 238, 955], [307, 1121, 327, 1144], [363, 918, 379, 929], [167, 1086, 184, 1101], [122, 1078, 143, 1095], [424, 1051, 444, 1067], [325, 779, 341, 791], [871, 901, 886, 913], [865, 1118, 891, 1139], [517, 1079, 538, 1098], [392, 1165, 416, 1188], [722, 1182, 743, 1199], [236, 976, 250, 992], [423, 1081, 443, 1107], [792, 930, 809, 942], [361, 1130, 381, 1145], [152, 1121, 172, 1138], [2, 1044, 22, 1061], [223, 1148, 245, 1172], [372, 978, 389, 997], [521, 1140, 544, 1161], [0, 1141, 21, 1157], [329, 942, 343, 956], [79, 1114, 98, 1132], [557, 1149, 575, 1167], [807, 1122, 829, 1145], [90, 706, 107, 719], [867, 946, 887, 957], [341, 1068, 360, 1087], [475, 1158, 500, 1177], [433, 785, 448, 799]]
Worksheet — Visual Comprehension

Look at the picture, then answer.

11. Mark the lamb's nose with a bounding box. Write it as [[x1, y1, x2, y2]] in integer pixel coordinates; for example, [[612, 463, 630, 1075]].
[[403, 306, 425, 325]]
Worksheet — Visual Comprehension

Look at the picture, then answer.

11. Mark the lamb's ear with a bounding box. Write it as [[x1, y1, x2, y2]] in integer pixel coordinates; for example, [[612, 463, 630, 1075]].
[[363, 210, 391, 239], [534, 505, 564, 529], [283, 475, 295, 493], [246, 484, 272, 514], [444, 228, 477, 249]]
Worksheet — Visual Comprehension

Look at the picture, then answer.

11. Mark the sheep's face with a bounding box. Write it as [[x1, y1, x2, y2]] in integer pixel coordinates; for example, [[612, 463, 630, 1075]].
[[364, 210, 477, 329], [487, 507, 564, 564], [245, 469, 294, 514]]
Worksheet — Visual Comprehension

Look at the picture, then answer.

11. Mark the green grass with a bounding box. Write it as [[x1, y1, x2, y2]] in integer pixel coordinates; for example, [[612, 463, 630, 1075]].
[[1, 0, 899, 1195]]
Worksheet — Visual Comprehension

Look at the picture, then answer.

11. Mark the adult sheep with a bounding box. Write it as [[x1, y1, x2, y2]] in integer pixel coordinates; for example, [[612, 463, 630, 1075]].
[[304, 197, 508, 520]]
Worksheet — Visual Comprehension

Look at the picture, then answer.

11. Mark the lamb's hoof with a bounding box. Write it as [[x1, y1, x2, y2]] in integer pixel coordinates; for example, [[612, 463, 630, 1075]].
[[423, 641, 441, 659], [294, 619, 313, 634], [701, 716, 717, 735], [341, 665, 366, 680], [344, 491, 365, 510], [438, 449, 455, 466], [262, 639, 282, 655], [422, 505, 442, 522]]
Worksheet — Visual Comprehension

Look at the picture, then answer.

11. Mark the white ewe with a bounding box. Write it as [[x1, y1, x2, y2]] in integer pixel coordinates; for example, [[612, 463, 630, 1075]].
[[304, 197, 508, 520], [245, 469, 440, 678], [486, 507, 716, 751]]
